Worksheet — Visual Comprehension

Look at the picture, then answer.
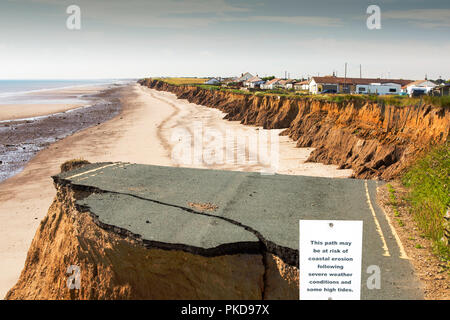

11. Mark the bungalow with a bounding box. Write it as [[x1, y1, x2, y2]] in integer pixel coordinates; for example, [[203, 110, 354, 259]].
[[432, 83, 450, 96], [309, 76, 412, 94], [261, 78, 283, 90], [244, 76, 265, 88], [294, 80, 309, 91], [235, 72, 254, 83], [355, 83, 402, 95], [279, 79, 296, 89], [204, 78, 221, 85], [402, 80, 437, 96]]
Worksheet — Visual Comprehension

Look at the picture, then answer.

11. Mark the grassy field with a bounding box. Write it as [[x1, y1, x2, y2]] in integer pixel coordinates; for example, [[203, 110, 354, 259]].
[[153, 77, 209, 85], [402, 141, 450, 260]]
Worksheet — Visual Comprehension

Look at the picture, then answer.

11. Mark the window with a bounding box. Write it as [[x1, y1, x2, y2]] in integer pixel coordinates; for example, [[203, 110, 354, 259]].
[[389, 88, 397, 93], [359, 87, 366, 92]]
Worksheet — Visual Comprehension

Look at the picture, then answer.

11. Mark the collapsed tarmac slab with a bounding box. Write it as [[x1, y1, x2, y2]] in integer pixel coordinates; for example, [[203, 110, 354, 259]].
[[54, 162, 375, 266], [6, 162, 423, 300]]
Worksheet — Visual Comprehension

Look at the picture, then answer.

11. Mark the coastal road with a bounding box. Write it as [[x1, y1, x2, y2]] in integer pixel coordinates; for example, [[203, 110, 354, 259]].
[[56, 162, 424, 300]]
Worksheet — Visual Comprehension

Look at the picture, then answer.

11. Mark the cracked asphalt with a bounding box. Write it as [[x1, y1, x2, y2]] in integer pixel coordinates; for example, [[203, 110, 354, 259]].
[[55, 162, 424, 299]]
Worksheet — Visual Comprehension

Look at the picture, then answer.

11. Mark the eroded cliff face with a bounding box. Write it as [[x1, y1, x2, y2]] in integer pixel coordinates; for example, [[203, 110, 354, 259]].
[[6, 180, 299, 300], [140, 79, 449, 180]]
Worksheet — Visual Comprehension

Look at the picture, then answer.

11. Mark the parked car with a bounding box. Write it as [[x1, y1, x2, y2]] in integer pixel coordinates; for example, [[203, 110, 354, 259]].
[[322, 89, 337, 94]]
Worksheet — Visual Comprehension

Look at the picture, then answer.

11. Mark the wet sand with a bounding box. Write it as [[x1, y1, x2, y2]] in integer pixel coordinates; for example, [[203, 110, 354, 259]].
[[0, 83, 352, 298], [0, 104, 83, 121], [0, 89, 122, 183]]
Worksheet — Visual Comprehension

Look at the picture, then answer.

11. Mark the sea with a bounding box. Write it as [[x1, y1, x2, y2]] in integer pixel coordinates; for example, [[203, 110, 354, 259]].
[[0, 79, 131, 104]]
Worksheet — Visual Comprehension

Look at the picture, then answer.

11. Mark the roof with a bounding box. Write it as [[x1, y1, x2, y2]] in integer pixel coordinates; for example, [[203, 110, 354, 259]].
[[310, 76, 413, 87], [265, 78, 282, 85], [295, 80, 309, 85], [245, 76, 263, 83], [401, 80, 437, 89], [236, 72, 254, 82], [205, 78, 220, 84], [279, 79, 295, 85]]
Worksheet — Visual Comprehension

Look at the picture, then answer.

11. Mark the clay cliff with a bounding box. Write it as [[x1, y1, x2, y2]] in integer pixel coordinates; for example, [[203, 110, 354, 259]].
[[6, 165, 299, 300], [140, 79, 449, 180]]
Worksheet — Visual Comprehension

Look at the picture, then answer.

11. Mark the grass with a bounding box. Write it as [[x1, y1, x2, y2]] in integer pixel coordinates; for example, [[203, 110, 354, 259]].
[[153, 77, 209, 85], [387, 184, 404, 225], [397, 218, 405, 227], [402, 141, 450, 260], [387, 184, 398, 206], [60, 158, 90, 173], [379, 95, 450, 108], [196, 84, 252, 95]]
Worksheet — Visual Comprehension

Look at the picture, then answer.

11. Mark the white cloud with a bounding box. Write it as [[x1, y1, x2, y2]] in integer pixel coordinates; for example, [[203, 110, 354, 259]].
[[383, 9, 450, 28], [246, 15, 343, 27]]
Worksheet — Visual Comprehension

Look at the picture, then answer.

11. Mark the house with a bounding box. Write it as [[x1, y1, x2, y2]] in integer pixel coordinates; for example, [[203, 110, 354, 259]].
[[308, 76, 412, 94], [432, 83, 450, 96], [204, 78, 221, 85], [355, 83, 402, 95], [279, 79, 296, 89], [402, 80, 437, 96], [235, 72, 254, 83], [294, 80, 309, 91], [261, 78, 283, 90], [243, 76, 265, 88]]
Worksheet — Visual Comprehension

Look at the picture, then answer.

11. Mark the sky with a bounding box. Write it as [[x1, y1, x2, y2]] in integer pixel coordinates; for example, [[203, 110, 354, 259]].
[[0, 0, 449, 80]]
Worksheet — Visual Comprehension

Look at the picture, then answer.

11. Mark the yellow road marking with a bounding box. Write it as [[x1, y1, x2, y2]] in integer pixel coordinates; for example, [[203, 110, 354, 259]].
[[376, 185, 409, 260], [66, 163, 118, 180], [365, 180, 390, 257]]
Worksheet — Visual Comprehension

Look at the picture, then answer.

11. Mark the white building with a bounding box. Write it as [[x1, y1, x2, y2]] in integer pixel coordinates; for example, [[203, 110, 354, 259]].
[[243, 76, 265, 88], [235, 72, 254, 82], [356, 83, 401, 95], [308, 76, 413, 95], [261, 78, 282, 90], [294, 80, 309, 91], [402, 80, 437, 96], [280, 79, 296, 89]]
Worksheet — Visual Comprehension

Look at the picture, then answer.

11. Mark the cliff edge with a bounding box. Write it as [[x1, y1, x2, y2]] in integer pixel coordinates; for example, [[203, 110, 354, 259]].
[[139, 79, 449, 180]]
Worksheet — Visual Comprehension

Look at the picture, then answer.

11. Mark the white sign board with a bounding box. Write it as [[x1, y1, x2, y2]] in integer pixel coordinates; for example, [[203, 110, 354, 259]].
[[299, 220, 363, 300]]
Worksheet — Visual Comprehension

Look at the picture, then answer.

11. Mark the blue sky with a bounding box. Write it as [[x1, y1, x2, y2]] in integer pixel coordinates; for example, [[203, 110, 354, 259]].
[[0, 0, 449, 80]]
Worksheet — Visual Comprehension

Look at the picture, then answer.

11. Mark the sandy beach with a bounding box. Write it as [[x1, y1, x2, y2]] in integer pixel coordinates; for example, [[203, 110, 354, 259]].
[[0, 104, 84, 122], [0, 83, 352, 298]]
